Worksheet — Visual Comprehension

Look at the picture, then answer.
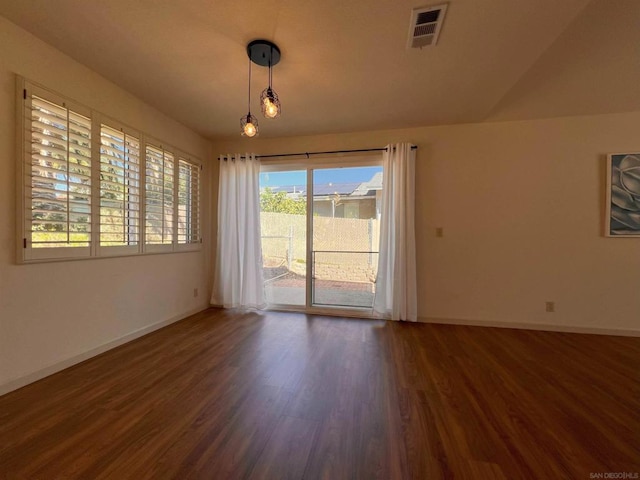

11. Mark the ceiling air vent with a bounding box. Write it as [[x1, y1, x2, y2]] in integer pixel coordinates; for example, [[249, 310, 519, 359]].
[[408, 4, 448, 49]]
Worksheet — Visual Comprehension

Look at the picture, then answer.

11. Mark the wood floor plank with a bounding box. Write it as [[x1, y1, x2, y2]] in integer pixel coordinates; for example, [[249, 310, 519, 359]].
[[0, 309, 638, 479], [248, 415, 319, 480]]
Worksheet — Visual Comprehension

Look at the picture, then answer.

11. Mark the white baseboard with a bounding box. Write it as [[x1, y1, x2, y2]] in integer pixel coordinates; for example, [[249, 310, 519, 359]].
[[419, 316, 640, 337], [212, 305, 639, 337], [0, 305, 210, 397]]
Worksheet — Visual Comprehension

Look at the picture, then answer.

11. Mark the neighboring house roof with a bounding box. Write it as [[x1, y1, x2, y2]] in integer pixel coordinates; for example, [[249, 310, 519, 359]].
[[351, 172, 382, 197], [313, 183, 361, 196]]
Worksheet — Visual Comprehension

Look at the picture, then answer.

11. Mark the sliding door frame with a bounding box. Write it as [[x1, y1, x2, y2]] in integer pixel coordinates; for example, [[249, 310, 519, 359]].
[[260, 154, 382, 318]]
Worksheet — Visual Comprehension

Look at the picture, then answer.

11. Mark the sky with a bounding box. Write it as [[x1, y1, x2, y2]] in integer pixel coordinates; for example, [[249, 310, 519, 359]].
[[259, 166, 382, 188]]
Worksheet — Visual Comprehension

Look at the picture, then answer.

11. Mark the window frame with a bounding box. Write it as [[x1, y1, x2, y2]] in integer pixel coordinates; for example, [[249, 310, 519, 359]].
[[16, 77, 203, 264], [19, 83, 94, 262]]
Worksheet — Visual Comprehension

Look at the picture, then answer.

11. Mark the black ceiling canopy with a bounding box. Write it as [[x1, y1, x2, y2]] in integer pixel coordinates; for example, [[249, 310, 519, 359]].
[[247, 39, 281, 67]]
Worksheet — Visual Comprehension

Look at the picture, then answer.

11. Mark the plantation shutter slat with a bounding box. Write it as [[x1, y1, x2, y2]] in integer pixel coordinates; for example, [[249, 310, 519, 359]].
[[99, 125, 141, 248], [99, 154, 140, 173], [31, 165, 92, 181], [28, 95, 92, 250]]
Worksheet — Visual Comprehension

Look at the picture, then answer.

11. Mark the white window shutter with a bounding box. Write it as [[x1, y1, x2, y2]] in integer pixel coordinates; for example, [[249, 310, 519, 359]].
[[26, 94, 92, 259], [99, 125, 141, 250], [178, 158, 201, 245], [145, 144, 174, 246]]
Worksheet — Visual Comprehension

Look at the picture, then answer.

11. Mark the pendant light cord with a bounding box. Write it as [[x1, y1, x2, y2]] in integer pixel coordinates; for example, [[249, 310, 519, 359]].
[[269, 46, 273, 90], [247, 56, 252, 114]]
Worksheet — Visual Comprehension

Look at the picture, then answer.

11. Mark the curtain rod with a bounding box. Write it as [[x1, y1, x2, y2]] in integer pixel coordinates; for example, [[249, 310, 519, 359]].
[[218, 145, 417, 160]]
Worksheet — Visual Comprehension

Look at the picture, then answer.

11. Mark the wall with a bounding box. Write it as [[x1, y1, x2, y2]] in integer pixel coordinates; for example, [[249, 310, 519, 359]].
[[213, 111, 640, 335], [0, 17, 212, 394]]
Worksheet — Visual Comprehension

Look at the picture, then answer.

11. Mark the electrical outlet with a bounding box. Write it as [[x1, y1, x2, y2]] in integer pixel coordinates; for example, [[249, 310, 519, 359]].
[[193, 288, 198, 298], [436, 227, 444, 237], [545, 301, 555, 313]]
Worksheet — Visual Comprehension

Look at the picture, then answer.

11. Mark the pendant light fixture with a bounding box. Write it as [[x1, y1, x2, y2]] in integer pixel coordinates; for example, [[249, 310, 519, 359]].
[[240, 40, 281, 136], [260, 44, 281, 119], [240, 55, 258, 137]]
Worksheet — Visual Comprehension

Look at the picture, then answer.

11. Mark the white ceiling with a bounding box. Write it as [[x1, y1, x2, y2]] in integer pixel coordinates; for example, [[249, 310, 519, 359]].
[[0, 0, 638, 140]]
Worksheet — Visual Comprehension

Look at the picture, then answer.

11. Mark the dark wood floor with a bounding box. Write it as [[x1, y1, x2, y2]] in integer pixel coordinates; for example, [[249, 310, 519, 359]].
[[1, 309, 638, 479]]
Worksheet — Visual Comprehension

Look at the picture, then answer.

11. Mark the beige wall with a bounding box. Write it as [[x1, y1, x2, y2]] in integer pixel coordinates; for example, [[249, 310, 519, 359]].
[[214, 111, 640, 335], [0, 17, 212, 393]]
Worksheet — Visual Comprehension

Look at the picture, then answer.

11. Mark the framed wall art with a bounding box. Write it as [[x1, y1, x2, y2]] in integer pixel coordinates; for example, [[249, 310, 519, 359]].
[[605, 153, 640, 237]]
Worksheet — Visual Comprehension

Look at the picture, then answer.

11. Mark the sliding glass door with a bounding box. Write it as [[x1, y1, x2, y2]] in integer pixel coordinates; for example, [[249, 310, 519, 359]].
[[259, 169, 307, 306], [311, 167, 381, 308], [259, 159, 382, 312]]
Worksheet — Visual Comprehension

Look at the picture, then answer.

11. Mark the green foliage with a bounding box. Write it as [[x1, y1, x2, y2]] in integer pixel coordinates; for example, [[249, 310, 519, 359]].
[[260, 187, 306, 215]]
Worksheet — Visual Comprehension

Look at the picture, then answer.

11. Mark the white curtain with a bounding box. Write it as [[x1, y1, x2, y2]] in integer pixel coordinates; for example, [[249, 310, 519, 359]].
[[211, 153, 266, 309], [373, 143, 418, 321]]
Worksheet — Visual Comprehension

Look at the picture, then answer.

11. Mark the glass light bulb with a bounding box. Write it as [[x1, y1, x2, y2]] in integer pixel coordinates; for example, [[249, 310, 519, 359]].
[[244, 122, 257, 137], [264, 99, 279, 118]]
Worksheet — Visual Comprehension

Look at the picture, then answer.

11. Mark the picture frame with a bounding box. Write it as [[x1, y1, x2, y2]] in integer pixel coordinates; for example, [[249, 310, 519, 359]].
[[605, 153, 640, 237]]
